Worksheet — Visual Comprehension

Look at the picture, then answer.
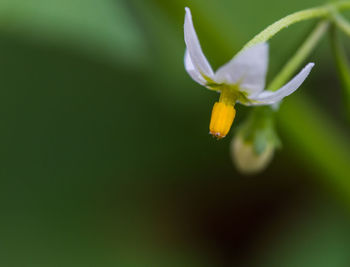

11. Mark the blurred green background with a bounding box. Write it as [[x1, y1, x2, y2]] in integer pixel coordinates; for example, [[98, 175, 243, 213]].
[[0, 0, 350, 266]]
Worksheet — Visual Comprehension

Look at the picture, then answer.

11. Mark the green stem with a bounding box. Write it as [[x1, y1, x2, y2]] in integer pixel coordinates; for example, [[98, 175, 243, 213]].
[[243, 6, 329, 49], [267, 21, 329, 91], [329, 25, 350, 120], [242, 1, 350, 50], [335, 1, 350, 10], [332, 12, 350, 36]]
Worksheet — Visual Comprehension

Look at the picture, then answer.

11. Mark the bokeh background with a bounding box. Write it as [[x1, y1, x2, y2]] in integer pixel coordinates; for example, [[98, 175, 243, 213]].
[[1, 0, 350, 266]]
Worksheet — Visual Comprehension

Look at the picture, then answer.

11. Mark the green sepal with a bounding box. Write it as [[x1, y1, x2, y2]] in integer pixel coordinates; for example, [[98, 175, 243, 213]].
[[237, 106, 281, 156]]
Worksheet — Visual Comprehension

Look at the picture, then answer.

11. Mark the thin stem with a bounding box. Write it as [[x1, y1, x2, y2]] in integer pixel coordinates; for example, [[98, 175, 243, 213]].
[[267, 21, 329, 91], [242, 1, 350, 50], [243, 6, 329, 49], [334, 1, 350, 10], [330, 25, 350, 120], [332, 12, 350, 36]]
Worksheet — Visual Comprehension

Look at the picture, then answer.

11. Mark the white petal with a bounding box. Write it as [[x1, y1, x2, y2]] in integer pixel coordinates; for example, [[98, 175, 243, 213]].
[[184, 49, 207, 85], [184, 7, 214, 80], [248, 63, 314, 105], [214, 43, 269, 94]]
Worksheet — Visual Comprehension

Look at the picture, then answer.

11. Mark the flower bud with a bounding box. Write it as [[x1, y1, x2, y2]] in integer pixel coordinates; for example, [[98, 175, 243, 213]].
[[231, 134, 274, 175], [230, 106, 280, 175]]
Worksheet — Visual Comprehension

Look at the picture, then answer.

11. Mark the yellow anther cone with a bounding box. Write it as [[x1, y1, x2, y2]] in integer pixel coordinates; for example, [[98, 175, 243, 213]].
[[209, 102, 236, 139]]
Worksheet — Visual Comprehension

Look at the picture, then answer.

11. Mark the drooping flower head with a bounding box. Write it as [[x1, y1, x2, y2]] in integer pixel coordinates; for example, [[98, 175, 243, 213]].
[[184, 7, 314, 139]]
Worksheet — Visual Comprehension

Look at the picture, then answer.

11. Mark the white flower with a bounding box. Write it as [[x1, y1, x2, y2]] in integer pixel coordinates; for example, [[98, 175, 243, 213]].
[[184, 7, 314, 138]]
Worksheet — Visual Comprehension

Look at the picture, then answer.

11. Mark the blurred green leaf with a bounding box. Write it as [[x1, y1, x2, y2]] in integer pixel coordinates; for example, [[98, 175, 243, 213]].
[[253, 201, 350, 267], [0, 0, 147, 65], [279, 95, 350, 198]]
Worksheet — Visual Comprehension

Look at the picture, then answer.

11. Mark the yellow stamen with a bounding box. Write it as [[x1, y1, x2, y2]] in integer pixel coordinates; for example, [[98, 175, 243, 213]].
[[209, 102, 236, 139]]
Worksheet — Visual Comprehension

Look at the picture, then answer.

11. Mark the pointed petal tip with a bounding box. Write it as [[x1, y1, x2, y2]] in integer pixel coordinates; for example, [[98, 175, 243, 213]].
[[260, 42, 269, 53], [183, 5, 214, 80], [251, 42, 269, 50], [184, 7, 191, 25], [302, 62, 315, 75], [185, 7, 191, 19], [247, 62, 315, 105]]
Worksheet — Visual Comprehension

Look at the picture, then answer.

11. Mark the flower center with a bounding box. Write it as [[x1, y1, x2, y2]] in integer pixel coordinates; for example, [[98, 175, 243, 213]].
[[209, 88, 237, 139]]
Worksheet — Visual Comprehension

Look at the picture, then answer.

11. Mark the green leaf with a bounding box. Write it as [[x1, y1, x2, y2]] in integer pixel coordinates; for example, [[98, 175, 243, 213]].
[[279, 95, 350, 200], [0, 0, 147, 65]]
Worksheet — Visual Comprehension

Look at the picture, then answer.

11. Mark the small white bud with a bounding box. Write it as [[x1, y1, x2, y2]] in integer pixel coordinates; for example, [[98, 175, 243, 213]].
[[231, 134, 274, 175]]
